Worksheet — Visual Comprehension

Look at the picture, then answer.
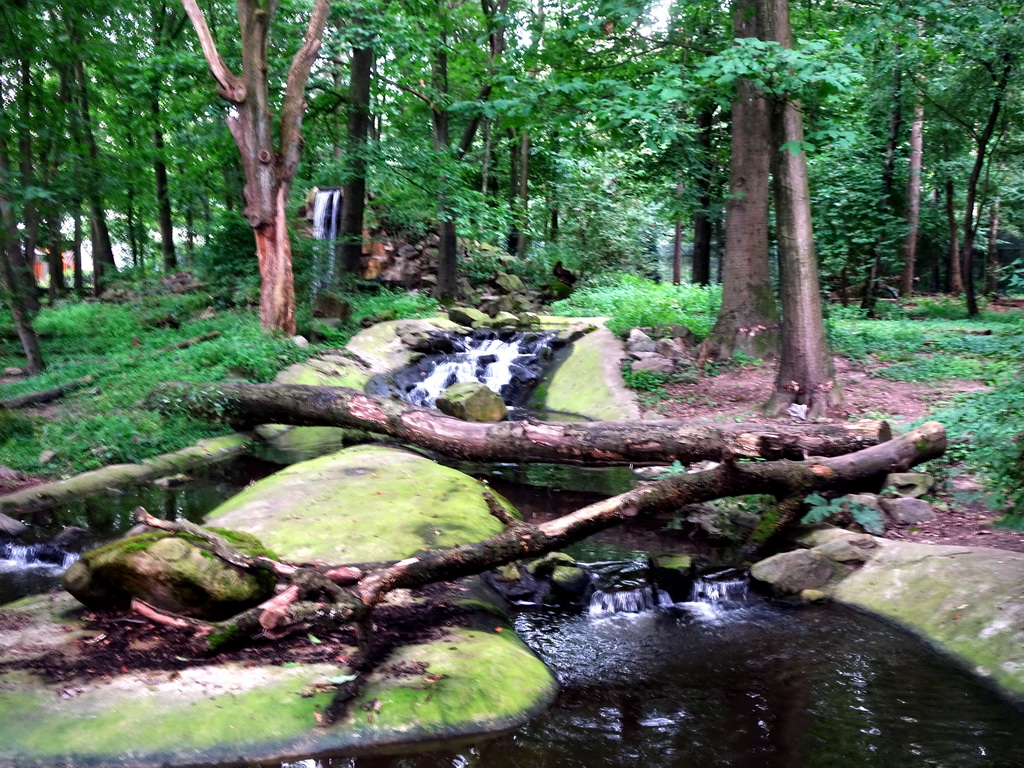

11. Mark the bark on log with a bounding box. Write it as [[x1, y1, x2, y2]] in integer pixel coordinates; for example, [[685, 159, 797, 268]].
[[149, 381, 891, 465]]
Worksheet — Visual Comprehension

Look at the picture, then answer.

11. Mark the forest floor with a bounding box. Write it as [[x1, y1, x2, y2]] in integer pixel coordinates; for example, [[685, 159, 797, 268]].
[[655, 355, 1024, 553]]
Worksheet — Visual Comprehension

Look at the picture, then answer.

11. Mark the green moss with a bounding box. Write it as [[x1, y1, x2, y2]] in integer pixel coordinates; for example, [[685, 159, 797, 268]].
[[540, 325, 638, 421]]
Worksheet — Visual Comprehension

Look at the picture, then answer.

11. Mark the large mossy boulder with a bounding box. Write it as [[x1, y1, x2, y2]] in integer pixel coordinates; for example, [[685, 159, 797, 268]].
[[62, 529, 278, 620], [436, 381, 507, 422]]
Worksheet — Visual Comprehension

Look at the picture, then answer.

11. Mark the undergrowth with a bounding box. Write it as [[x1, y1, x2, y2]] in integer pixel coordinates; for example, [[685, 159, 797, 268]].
[[550, 274, 721, 338]]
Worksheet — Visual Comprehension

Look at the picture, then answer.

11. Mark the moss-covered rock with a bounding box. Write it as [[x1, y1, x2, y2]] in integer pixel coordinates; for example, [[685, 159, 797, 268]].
[[62, 529, 278, 619], [436, 382, 507, 422]]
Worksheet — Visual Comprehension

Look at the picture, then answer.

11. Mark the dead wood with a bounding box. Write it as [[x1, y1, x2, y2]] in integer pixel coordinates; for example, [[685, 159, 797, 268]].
[[149, 381, 891, 465]]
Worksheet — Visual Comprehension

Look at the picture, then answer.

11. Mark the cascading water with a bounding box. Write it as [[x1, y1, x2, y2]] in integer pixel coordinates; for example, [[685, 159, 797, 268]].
[[586, 561, 750, 619], [0, 540, 79, 571], [677, 568, 750, 620], [382, 328, 557, 416], [588, 585, 674, 616], [310, 188, 343, 292]]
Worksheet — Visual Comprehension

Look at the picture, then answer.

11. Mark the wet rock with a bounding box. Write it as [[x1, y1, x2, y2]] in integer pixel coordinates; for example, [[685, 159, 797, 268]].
[[625, 328, 656, 355], [550, 565, 591, 597], [312, 291, 351, 321], [880, 497, 936, 525], [436, 381, 507, 422], [0, 512, 26, 537], [800, 589, 829, 603], [527, 552, 577, 578], [883, 472, 934, 499], [62, 529, 278, 619], [750, 550, 838, 596], [448, 306, 489, 327]]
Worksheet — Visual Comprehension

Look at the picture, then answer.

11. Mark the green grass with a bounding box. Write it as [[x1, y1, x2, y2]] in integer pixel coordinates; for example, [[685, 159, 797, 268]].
[[549, 274, 722, 338]]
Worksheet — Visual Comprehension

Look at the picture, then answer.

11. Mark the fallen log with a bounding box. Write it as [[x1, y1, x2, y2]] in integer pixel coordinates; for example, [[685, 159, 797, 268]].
[[149, 381, 891, 465]]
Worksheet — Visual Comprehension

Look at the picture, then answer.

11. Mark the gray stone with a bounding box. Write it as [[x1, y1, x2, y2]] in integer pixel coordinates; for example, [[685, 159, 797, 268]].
[[436, 381, 508, 422], [494, 272, 525, 293], [312, 291, 351, 320], [0, 512, 27, 537], [517, 312, 541, 326], [883, 472, 934, 499], [3, 367, 25, 377], [490, 311, 520, 327], [625, 328, 656, 355], [631, 356, 676, 374], [479, 295, 513, 318], [812, 534, 879, 564], [654, 337, 688, 359], [38, 449, 56, 466], [550, 565, 591, 597], [290, 335, 309, 348], [641, 410, 668, 420], [447, 306, 489, 327], [881, 497, 936, 525], [750, 549, 838, 596]]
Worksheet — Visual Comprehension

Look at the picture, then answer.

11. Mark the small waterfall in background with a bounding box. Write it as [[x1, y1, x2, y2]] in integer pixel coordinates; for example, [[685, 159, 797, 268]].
[[589, 585, 674, 617], [677, 568, 750, 620], [586, 563, 750, 620], [0, 540, 79, 571], [383, 329, 557, 417], [311, 187, 343, 293]]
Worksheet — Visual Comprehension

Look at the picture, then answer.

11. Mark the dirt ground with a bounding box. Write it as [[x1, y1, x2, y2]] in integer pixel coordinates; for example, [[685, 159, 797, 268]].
[[656, 355, 1024, 553]]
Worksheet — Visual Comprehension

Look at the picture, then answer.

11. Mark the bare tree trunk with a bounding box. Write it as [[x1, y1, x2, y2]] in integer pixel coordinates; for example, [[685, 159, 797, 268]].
[[72, 204, 83, 295], [691, 106, 714, 286], [46, 213, 65, 299], [153, 102, 178, 272], [150, 381, 891, 465], [946, 177, 962, 294], [699, 0, 778, 363], [764, 0, 840, 418], [515, 130, 531, 259], [340, 45, 373, 275], [672, 181, 684, 285], [900, 98, 924, 297], [430, 40, 459, 302], [181, 0, 331, 334], [986, 198, 1001, 296]]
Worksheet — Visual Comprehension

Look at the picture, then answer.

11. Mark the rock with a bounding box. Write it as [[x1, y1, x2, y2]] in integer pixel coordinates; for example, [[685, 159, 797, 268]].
[[312, 291, 351, 321], [448, 306, 489, 327], [3, 367, 25, 377], [527, 551, 577, 577], [494, 272, 525, 293], [750, 550, 838, 596], [152, 473, 190, 489], [796, 524, 864, 548], [549, 565, 591, 597], [436, 381, 508, 422], [290, 335, 309, 348], [655, 323, 697, 347], [38, 449, 56, 466], [844, 493, 883, 512], [0, 512, 27, 537], [359, 309, 397, 327], [62, 529, 278, 619], [490, 311, 520, 327], [309, 318, 342, 343], [631, 356, 677, 374], [654, 337, 688, 360], [880, 497, 936, 525], [800, 589, 829, 602], [517, 312, 541, 326], [479, 294, 513, 317], [883, 472, 934, 499], [0, 465, 23, 483], [492, 563, 522, 582], [50, 525, 92, 550], [625, 328, 656, 355], [641, 410, 668, 420], [812, 534, 878, 564]]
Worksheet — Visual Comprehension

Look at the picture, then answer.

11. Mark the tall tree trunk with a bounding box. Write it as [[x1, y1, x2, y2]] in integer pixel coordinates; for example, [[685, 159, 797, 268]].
[[900, 98, 924, 297], [945, 177, 962, 294], [672, 181, 684, 285], [699, 0, 778, 364], [691, 106, 714, 286], [430, 42, 458, 302], [46, 214, 65, 299], [515, 130, 530, 259], [506, 128, 521, 256], [152, 98, 178, 272], [861, 65, 902, 315], [986, 198, 1001, 296], [182, 0, 331, 334], [340, 45, 373, 275], [17, 57, 43, 313], [960, 53, 1012, 317], [764, 0, 840, 419], [72, 204, 84, 295]]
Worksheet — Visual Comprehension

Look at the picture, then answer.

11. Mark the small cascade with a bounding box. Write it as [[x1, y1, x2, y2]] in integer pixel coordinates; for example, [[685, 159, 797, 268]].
[[387, 329, 557, 414], [311, 188, 343, 292], [677, 569, 750, 620], [588, 585, 674, 617], [0, 540, 79, 571]]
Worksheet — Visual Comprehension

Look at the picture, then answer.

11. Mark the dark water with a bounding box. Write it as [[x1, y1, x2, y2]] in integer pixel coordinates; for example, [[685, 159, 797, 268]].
[[272, 597, 1024, 768], [0, 457, 277, 605]]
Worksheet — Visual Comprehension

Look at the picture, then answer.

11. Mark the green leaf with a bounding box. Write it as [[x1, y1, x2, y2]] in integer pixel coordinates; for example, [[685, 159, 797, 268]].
[[308, 634, 322, 645]]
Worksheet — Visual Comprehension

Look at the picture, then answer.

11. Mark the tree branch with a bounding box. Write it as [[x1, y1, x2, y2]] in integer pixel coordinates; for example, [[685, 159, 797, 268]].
[[180, 0, 245, 102]]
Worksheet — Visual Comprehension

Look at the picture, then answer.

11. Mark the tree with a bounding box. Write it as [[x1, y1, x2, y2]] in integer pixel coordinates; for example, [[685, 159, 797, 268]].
[[181, 0, 332, 334]]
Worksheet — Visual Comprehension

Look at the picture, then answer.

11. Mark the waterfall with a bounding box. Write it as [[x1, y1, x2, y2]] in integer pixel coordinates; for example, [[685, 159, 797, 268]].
[[311, 188, 343, 292], [588, 585, 674, 617], [677, 569, 750, 620], [388, 329, 557, 413], [0, 540, 79, 571]]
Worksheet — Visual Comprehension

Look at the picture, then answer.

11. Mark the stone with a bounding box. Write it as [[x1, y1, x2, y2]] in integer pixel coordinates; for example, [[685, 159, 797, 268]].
[[436, 381, 508, 422], [312, 291, 351, 321], [812, 534, 879, 564], [527, 551, 577, 577], [152, 473, 190, 489], [549, 565, 591, 597], [655, 323, 697, 347], [631, 356, 677, 374], [654, 337, 688, 360], [0, 512, 27, 537], [883, 472, 935, 499], [881, 497, 936, 525], [750, 550, 838, 596], [494, 272, 525, 293], [447, 306, 489, 327], [62, 529, 278, 619], [3, 367, 25, 377], [625, 328, 656, 355], [517, 312, 541, 326], [490, 311, 520, 328], [38, 449, 56, 465], [479, 294, 513, 317], [641, 410, 668, 420], [290, 335, 309, 348], [800, 589, 829, 602]]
